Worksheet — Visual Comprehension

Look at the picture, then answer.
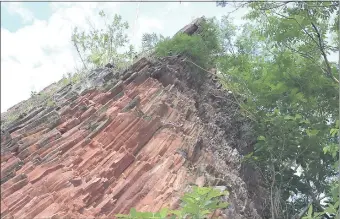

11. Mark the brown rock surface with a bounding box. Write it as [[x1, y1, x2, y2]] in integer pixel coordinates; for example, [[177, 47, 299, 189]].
[[1, 19, 262, 219]]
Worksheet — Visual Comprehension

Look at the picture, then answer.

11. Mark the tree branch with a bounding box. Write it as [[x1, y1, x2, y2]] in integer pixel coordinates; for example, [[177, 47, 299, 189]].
[[272, 12, 320, 48], [272, 11, 339, 84], [72, 36, 88, 71], [310, 21, 339, 83], [281, 42, 316, 60]]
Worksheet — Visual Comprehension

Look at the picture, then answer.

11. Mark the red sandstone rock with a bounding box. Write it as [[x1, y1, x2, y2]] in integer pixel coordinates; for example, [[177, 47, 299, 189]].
[[1, 52, 259, 219], [1, 73, 200, 218], [195, 175, 205, 187]]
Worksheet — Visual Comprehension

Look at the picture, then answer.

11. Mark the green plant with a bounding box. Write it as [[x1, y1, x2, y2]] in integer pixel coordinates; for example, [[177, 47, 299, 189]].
[[303, 202, 339, 219], [116, 186, 229, 219], [154, 19, 220, 68], [216, 2, 339, 218], [141, 33, 165, 53], [71, 10, 134, 70], [155, 34, 209, 67], [61, 74, 70, 86]]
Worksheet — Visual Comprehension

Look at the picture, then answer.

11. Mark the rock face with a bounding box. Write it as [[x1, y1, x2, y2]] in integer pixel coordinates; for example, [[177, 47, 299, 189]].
[[176, 16, 206, 36], [1, 19, 262, 219]]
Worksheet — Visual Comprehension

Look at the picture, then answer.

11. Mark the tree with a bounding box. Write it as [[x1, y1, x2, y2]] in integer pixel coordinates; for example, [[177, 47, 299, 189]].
[[71, 10, 133, 70], [216, 2, 339, 218], [141, 33, 165, 53]]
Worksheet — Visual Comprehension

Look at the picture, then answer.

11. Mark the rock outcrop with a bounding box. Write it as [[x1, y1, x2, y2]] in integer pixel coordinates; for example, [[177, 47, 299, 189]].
[[1, 18, 262, 219]]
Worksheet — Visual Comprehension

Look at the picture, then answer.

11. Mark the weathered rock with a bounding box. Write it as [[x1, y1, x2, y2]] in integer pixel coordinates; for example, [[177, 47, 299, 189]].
[[195, 176, 205, 187], [1, 19, 262, 219], [176, 16, 206, 36], [105, 63, 114, 69]]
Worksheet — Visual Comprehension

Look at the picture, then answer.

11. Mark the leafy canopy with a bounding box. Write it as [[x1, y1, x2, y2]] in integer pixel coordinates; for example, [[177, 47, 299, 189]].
[[217, 1, 339, 218]]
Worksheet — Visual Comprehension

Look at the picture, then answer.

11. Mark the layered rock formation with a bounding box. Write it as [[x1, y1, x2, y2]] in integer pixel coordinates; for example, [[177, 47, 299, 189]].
[[1, 19, 262, 219]]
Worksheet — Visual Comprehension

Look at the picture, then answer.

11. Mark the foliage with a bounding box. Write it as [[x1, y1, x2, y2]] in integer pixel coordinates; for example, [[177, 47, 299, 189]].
[[245, 1, 339, 83], [216, 1, 339, 218], [116, 186, 229, 219], [141, 33, 165, 53], [155, 33, 210, 67], [302, 201, 339, 219], [61, 70, 86, 86], [154, 18, 221, 68], [198, 18, 221, 58], [71, 10, 134, 70]]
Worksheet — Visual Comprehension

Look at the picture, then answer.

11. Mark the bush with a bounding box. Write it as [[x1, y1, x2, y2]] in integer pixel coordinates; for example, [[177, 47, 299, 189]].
[[154, 18, 220, 68], [155, 34, 210, 67], [116, 186, 229, 219]]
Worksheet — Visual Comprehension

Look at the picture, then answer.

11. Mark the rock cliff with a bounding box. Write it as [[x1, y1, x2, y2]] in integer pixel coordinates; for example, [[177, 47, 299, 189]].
[[1, 19, 262, 219]]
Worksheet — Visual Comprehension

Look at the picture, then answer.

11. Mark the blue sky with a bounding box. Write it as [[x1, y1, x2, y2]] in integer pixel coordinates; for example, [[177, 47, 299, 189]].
[[2, 1, 249, 113], [1, 2, 52, 32]]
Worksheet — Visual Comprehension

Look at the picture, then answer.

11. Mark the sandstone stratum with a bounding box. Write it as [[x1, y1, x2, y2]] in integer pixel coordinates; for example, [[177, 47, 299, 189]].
[[1, 18, 262, 219]]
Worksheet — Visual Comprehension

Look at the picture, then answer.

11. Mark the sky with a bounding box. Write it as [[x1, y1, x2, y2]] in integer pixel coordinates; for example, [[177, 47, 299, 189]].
[[1, 1, 338, 113], [1, 1, 250, 113]]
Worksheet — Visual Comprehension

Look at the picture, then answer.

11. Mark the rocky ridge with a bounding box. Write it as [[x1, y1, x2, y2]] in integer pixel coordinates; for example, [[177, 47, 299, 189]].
[[1, 19, 262, 219]]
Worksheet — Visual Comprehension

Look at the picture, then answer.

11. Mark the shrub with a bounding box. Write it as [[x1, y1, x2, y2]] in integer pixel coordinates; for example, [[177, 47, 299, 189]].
[[155, 34, 210, 67], [154, 18, 220, 69], [116, 186, 229, 219]]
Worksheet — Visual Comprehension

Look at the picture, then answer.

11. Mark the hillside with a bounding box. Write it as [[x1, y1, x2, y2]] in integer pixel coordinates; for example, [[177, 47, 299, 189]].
[[1, 19, 261, 219], [2, 2, 339, 218]]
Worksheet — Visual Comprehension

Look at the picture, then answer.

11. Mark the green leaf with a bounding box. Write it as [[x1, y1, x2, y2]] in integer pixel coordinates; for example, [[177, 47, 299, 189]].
[[216, 202, 229, 209], [159, 208, 168, 218], [169, 210, 182, 217], [324, 203, 337, 214], [181, 195, 196, 205], [300, 119, 310, 124], [200, 209, 211, 216], [205, 200, 228, 210], [90, 53, 101, 65], [307, 204, 312, 216], [206, 189, 227, 200], [130, 208, 137, 218], [323, 146, 329, 154], [330, 128, 338, 137], [295, 114, 302, 119], [306, 129, 319, 137], [138, 212, 154, 218], [284, 115, 294, 120], [257, 135, 266, 141]]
